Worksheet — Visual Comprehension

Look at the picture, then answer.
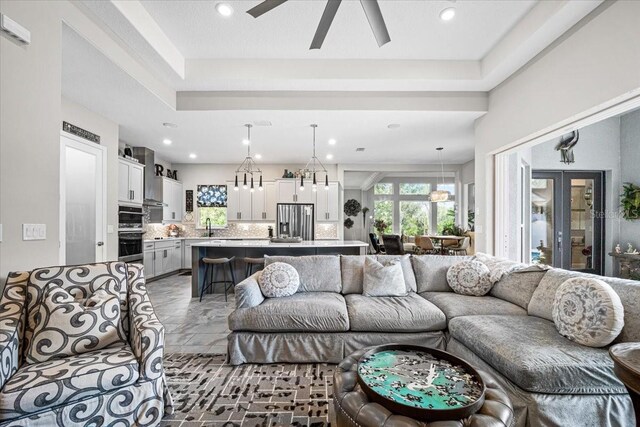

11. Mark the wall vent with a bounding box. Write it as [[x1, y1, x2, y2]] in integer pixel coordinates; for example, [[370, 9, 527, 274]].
[[356, 147, 366, 152]]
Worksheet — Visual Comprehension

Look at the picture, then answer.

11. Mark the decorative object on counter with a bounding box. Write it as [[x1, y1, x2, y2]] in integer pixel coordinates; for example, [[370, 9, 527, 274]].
[[344, 199, 362, 217], [344, 218, 354, 229], [233, 124, 263, 192], [167, 224, 180, 237], [428, 147, 452, 202], [554, 129, 579, 165], [282, 169, 289, 178], [300, 124, 330, 192], [123, 147, 133, 158], [197, 185, 227, 207], [185, 189, 193, 212], [615, 244, 622, 254], [627, 243, 639, 255], [621, 182, 640, 220]]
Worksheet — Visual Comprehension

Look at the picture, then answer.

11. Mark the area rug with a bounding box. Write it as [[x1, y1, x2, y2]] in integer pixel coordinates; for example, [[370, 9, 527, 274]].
[[161, 353, 336, 426]]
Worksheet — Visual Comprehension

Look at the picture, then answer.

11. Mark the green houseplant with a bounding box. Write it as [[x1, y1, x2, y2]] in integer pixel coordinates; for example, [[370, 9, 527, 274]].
[[621, 182, 640, 220]]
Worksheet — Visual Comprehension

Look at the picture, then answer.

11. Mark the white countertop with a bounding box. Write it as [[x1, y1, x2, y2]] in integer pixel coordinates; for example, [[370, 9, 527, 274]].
[[144, 237, 271, 243], [190, 240, 368, 248]]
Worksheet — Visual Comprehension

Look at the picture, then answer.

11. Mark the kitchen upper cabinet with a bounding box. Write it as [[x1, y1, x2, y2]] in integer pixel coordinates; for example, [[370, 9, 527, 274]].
[[226, 181, 252, 221], [316, 182, 340, 222], [118, 159, 144, 205], [276, 179, 313, 204], [157, 177, 183, 222], [251, 181, 276, 221]]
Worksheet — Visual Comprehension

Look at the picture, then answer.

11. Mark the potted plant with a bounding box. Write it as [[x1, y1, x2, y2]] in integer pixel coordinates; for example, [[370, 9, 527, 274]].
[[374, 219, 388, 237]]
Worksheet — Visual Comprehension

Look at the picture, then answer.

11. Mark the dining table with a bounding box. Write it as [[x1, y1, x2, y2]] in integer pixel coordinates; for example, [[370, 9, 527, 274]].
[[427, 235, 466, 255]]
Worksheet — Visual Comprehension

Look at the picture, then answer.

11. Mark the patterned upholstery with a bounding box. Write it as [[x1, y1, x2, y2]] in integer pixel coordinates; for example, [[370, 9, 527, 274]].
[[0, 262, 173, 426]]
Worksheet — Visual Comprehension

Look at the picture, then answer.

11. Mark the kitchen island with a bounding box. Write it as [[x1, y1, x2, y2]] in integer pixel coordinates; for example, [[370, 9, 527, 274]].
[[191, 240, 368, 298]]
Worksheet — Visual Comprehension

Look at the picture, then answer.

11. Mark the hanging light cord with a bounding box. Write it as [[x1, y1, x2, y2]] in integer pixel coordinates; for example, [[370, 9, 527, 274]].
[[235, 124, 262, 176], [304, 124, 327, 173]]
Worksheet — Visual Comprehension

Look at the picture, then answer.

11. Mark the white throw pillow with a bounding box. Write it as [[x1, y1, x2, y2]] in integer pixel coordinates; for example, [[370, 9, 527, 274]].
[[446, 260, 492, 296], [363, 257, 407, 297], [552, 277, 624, 347], [26, 282, 125, 364], [259, 262, 300, 298]]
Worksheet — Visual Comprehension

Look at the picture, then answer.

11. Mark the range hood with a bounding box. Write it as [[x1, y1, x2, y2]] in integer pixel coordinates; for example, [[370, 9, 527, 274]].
[[132, 147, 167, 207]]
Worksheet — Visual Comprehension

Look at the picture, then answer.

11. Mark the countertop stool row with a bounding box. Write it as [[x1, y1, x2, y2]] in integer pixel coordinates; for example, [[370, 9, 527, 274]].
[[199, 257, 264, 302]]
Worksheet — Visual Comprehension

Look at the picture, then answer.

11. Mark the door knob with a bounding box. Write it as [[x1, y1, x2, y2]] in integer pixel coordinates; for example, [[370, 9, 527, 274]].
[[97, 241, 104, 246]]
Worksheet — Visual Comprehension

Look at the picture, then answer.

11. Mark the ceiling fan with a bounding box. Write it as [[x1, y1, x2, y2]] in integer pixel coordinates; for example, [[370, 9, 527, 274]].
[[246, 0, 391, 50]]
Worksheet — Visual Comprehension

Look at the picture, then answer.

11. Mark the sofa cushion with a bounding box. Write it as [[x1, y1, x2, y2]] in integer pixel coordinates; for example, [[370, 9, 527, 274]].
[[363, 257, 407, 297], [420, 292, 527, 320], [0, 345, 139, 419], [340, 255, 416, 294], [448, 315, 625, 394], [553, 277, 624, 347], [489, 269, 546, 309], [265, 255, 341, 293], [528, 268, 640, 343], [25, 283, 126, 364], [411, 255, 472, 292], [345, 293, 446, 332], [228, 292, 349, 332], [446, 260, 492, 296], [258, 262, 300, 298]]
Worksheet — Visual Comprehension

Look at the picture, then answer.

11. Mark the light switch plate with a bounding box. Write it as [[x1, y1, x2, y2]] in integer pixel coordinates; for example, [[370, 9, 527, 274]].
[[23, 223, 46, 240], [107, 224, 114, 234], [0, 224, 2, 242]]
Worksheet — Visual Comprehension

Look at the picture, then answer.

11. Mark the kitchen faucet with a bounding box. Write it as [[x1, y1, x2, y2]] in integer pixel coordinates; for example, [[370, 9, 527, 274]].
[[205, 218, 212, 237]]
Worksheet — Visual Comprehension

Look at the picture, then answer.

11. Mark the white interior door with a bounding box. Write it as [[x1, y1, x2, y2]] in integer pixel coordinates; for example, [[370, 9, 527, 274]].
[[60, 134, 107, 265]]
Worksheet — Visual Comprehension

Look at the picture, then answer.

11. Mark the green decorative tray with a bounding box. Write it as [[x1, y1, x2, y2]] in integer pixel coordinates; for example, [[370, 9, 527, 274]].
[[357, 344, 485, 421]]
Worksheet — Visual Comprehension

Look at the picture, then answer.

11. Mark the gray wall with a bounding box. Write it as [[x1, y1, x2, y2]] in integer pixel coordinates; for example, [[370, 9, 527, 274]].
[[344, 189, 367, 243], [532, 116, 621, 275], [620, 109, 640, 250]]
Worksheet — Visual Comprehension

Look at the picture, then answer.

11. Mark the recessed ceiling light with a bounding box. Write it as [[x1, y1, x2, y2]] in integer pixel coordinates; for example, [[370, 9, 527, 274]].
[[242, 138, 250, 145], [439, 7, 456, 21], [387, 123, 401, 129], [189, 153, 197, 159], [255, 154, 262, 159], [163, 138, 172, 145], [215, 3, 233, 17], [162, 122, 178, 128], [328, 138, 336, 145], [326, 154, 334, 160]]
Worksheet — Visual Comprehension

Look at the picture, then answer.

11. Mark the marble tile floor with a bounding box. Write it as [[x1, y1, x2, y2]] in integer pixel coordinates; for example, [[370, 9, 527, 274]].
[[146, 273, 234, 354]]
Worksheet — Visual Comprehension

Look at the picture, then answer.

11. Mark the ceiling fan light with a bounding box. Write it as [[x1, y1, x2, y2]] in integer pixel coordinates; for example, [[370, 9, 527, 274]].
[[215, 3, 234, 17], [439, 7, 456, 21]]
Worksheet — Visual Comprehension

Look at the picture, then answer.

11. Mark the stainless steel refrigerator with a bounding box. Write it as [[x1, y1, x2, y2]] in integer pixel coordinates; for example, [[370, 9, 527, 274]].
[[277, 203, 314, 240]]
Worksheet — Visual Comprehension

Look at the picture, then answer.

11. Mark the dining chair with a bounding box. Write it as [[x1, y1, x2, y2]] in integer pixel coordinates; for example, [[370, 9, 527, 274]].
[[381, 234, 405, 255], [369, 233, 385, 254], [416, 236, 438, 255], [450, 236, 471, 255]]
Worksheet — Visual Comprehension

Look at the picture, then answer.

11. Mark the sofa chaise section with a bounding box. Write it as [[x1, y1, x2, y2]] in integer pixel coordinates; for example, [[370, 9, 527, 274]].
[[420, 292, 527, 320]]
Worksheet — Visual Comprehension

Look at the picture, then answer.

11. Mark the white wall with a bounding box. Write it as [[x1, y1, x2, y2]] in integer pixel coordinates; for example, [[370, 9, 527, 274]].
[[620, 108, 640, 250], [62, 98, 119, 261], [474, 0, 640, 254], [1, 1, 62, 284]]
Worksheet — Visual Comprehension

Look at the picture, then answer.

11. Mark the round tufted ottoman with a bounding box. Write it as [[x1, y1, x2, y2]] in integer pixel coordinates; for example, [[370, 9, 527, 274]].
[[333, 347, 514, 427]]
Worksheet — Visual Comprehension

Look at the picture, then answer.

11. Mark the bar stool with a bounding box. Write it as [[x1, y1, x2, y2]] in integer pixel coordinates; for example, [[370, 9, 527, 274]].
[[200, 256, 237, 302], [242, 257, 265, 278]]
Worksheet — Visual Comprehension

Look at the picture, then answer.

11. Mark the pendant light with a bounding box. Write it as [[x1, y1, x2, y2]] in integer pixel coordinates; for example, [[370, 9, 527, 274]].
[[429, 147, 450, 202], [233, 124, 262, 192], [302, 124, 329, 192]]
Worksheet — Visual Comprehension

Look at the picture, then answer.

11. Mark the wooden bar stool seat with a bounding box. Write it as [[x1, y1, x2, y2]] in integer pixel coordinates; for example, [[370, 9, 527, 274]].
[[200, 256, 236, 302], [242, 257, 265, 278]]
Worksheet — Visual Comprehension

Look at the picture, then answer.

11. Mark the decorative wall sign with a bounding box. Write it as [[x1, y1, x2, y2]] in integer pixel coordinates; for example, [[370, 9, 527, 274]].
[[197, 185, 227, 207], [62, 121, 100, 144], [155, 164, 178, 180], [185, 190, 194, 212]]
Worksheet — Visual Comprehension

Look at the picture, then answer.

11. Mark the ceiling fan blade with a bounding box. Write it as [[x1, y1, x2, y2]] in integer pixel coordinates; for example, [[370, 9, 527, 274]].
[[247, 0, 288, 18], [310, 0, 342, 50], [360, 0, 390, 47]]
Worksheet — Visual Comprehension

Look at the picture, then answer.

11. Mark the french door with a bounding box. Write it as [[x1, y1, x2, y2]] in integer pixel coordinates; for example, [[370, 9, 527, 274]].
[[531, 171, 604, 275]]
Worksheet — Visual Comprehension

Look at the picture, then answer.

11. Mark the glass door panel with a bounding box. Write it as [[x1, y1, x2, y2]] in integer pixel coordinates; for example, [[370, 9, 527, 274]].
[[531, 176, 558, 267], [570, 179, 595, 270]]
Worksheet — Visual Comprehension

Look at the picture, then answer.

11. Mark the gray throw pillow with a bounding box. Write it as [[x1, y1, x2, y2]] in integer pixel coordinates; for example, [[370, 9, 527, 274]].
[[446, 260, 492, 296], [363, 257, 407, 297], [553, 277, 624, 347], [259, 262, 300, 298]]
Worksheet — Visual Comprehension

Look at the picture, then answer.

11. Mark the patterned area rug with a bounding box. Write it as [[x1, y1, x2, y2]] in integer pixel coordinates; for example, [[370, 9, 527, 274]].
[[161, 353, 336, 426]]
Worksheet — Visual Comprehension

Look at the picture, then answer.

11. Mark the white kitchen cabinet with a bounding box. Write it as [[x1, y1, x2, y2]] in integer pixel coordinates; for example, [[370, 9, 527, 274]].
[[226, 181, 252, 221], [118, 159, 144, 205], [170, 240, 182, 271], [143, 241, 155, 278], [276, 179, 313, 204], [251, 181, 276, 220], [144, 240, 182, 278], [183, 239, 208, 268], [157, 178, 183, 222], [316, 182, 340, 221]]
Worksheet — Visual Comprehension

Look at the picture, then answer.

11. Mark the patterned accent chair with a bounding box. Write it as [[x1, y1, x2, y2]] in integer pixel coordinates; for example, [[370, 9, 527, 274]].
[[0, 262, 173, 426]]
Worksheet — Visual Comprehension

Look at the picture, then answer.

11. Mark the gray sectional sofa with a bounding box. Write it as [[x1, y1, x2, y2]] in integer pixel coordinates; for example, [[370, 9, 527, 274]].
[[227, 254, 639, 427]]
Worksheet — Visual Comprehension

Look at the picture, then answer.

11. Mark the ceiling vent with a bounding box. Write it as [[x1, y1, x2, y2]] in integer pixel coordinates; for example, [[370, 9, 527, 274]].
[[356, 147, 366, 152], [253, 120, 272, 127]]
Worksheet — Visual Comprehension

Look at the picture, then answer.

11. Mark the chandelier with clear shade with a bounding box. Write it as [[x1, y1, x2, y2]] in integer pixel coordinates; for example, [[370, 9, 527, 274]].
[[301, 124, 329, 192], [428, 147, 451, 202], [233, 124, 263, 192]]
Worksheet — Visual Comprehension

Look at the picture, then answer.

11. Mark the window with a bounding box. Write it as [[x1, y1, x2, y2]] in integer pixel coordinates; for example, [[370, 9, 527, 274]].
[[373, 200, 393, 234], [400, 201, 431, 236], [197, 185, 227, 228], [374, 183, 393, 195], [400, 183, 431, 195], [437, 202, 456, 234]]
